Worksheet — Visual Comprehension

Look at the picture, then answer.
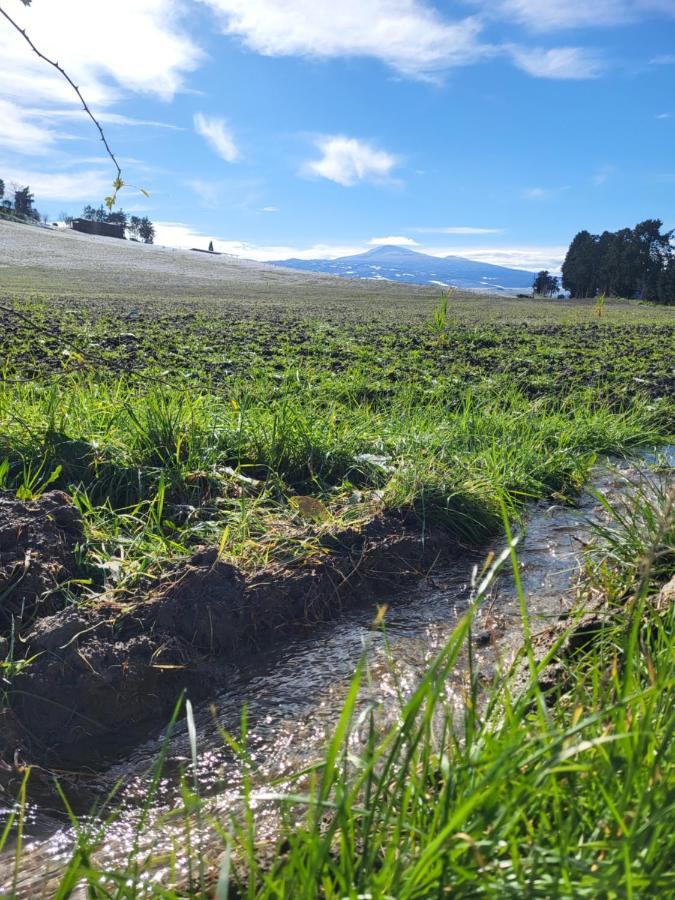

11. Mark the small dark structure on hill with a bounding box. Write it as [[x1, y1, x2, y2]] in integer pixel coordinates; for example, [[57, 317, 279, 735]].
[[71, 218, 125, 240]]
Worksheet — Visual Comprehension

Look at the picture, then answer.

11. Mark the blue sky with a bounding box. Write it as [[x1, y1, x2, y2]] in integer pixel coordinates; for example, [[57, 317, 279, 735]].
[[1, 0, 674, 270]]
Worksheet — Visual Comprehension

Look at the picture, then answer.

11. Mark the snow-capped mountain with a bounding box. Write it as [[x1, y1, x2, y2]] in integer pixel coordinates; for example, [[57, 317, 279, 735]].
[[269, 245, 535, 293]]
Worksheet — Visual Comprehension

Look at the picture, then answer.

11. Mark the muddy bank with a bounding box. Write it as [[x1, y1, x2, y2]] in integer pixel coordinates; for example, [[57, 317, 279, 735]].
[[1, 491, 462, 778]]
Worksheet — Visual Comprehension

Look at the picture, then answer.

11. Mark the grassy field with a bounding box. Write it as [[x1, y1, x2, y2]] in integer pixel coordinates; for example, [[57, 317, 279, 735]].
[[1, 221, 674, 896], [0, 288, 672, 585]]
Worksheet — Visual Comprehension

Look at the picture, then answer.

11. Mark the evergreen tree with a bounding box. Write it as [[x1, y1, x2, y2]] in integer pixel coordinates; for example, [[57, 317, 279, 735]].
[[561, 230, 598, 297], [138, 217, 155, 244], [208, 240, 214, 252], [0, 179, 4, 201], [656, 256, 675, 306], [13, 186, 34, 217]]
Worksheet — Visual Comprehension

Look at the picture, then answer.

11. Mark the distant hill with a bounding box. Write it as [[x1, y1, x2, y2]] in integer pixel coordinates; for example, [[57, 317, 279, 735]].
[[269, 245, 536, 293]]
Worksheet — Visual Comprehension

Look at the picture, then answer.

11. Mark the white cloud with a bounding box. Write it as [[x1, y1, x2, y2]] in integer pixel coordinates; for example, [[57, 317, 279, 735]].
[[432, 244, 567, 271], [0, 1, 200, 107], [655, 112, 672, 119], [476, 1, 674, 32], [592, 164, 616, 185], [510, 46, 604, 79], [193, 112, 240, 163], [524, 187, 548, 198], [23, 108, 183, 130], [261, 206, 279, 212], [305, 136, 398, 186], [187, 178, 224, 207], [411, 225, 503, 234], [0, 165, 112, 201], [198, 0, 491, 78], [0, 99, 63, 155], [367, 235, 419, 246]]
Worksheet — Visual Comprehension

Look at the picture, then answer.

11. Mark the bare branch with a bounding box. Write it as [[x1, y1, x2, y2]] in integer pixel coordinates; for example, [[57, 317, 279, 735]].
[[0, 2, 122, 193]]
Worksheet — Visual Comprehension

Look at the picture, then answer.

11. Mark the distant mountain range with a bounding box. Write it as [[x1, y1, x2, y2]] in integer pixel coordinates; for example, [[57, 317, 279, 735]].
[[269, 245, 536, 293]]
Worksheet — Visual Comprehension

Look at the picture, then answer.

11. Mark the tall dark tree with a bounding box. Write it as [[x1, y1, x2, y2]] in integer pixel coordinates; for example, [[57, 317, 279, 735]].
[[13, 186, 34, 217], [631, 218, 673, 299], [656, 256, 675, 306], [138, 216, 155, 244], [532, 270, 559, 296], [0, 178, 4, 201], [561, 230, 598, 298]]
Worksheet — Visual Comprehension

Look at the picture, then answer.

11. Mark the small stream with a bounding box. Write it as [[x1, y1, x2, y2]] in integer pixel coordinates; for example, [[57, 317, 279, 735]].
[[2, 449, 673, 895]]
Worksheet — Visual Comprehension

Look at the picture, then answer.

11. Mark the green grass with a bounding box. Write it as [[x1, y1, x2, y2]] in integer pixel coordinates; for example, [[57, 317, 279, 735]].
[[3, 474, 673, 897], [0, 371, 665, 583]]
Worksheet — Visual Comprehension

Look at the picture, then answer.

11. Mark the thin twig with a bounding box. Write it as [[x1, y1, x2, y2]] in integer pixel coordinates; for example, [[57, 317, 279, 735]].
[[0, 3, 122, 186]]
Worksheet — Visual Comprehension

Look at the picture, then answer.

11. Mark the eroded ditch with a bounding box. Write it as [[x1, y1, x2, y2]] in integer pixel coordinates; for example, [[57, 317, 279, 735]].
[[1, 449, 673, 894]]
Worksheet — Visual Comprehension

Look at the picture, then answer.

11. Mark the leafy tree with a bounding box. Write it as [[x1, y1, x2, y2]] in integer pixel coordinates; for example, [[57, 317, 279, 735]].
[[138, 216, 155, 244], [631, 218, 673, 299], [13, 186, 34, 217], [532, 271, 559, 296], [656, 256, 675, 306], [106, 209, 128, 227]]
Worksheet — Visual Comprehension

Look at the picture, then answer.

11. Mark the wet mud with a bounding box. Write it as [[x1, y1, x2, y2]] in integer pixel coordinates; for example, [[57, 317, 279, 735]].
[[1, 498, 460, 779]]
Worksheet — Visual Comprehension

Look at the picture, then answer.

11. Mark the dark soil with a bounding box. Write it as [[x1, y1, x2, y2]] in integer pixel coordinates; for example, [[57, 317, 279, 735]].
[[0, 490, 83, 632], [1, 491, 458, 784]]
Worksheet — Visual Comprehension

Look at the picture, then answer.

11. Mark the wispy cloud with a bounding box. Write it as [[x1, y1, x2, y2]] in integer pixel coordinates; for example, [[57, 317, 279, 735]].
[[524, 187, 548, 199], [305, 136, 399, 187], [592, 164, 616, 185], [367, 235, 419, 246], [0, 99, 63, 155], [523, 185, 570, 199], [655, 112, 672, 119], [199, 0, 492, 79], [427, 244, 568, 271], [261, 206, 280, 213], [475, 1, 674, 33], [0, 164, 111, 200], [650, 54, 675, 65], [510, 46, 605, 79], [23, 108, 184, 130], [193, 113, 240, 162], [411, 225, 503, 235]]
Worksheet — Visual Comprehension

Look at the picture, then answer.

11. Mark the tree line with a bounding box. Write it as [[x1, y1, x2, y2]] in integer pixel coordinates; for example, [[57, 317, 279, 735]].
[[0, 177, 155, 244], [562, 219, 674, 305], [71, 204, 155, 244]]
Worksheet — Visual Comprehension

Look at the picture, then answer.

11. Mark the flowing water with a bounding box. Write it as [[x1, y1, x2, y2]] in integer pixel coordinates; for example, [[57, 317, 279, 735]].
[[2, 449, 673, 895]]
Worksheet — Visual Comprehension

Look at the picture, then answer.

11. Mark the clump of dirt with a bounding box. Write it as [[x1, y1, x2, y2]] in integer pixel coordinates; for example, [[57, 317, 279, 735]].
[[0, 489, 84, 632], [0, 490, 85, 793], [7, 512, 457, 770]]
